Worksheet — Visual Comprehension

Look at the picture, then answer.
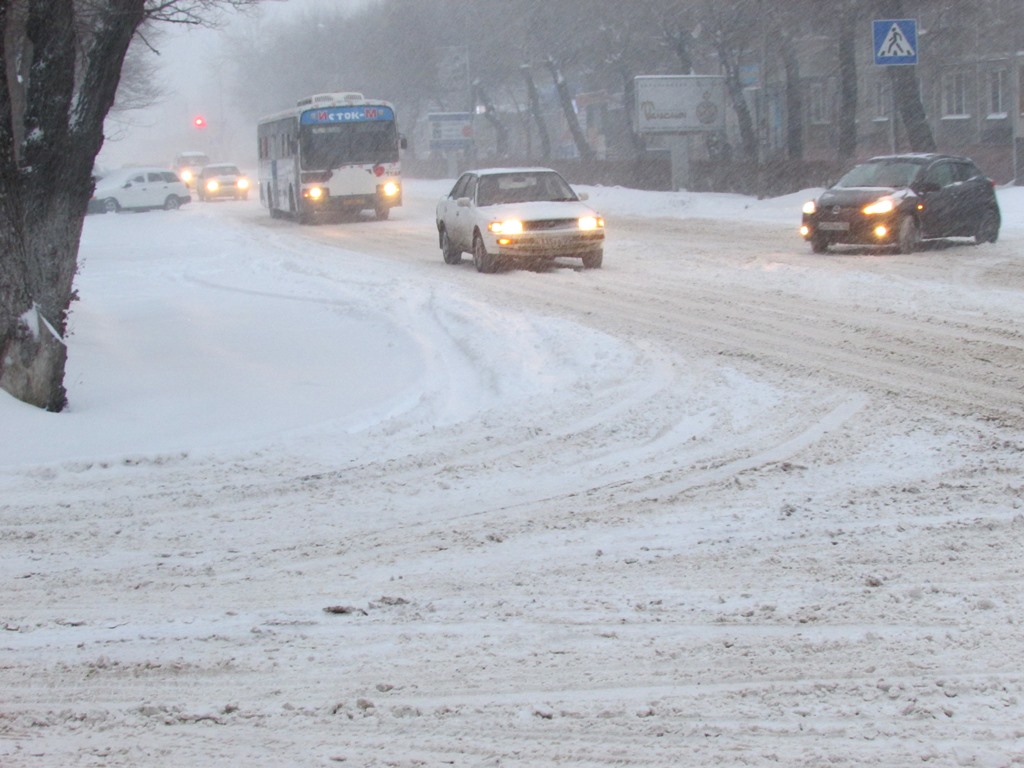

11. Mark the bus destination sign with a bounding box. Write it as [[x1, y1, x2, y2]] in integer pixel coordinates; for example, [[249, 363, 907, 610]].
[[301, 106, 395, 124]]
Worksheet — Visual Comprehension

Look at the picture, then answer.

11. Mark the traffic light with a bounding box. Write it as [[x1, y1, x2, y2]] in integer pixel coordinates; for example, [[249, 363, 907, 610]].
[[193, 115, 207, 129]]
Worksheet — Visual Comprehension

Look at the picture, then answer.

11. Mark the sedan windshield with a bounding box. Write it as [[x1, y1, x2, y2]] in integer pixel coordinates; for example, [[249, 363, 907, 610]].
[[835, 161, 921, 189], [476, 172, 577, 206]]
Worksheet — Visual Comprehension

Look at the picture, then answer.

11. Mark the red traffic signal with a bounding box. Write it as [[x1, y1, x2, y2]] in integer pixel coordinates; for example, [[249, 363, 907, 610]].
[[193, 115, 207, 129]]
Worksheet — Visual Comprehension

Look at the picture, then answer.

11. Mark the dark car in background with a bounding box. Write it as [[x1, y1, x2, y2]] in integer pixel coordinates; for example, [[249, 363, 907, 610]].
[[195, 163, 251, 202], [800, 154, 1001, 254]]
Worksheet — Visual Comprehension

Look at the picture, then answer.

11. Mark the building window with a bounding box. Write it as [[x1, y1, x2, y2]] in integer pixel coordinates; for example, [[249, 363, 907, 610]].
[[942, 72, 969, 118], [809, 82, 830, 124], [988, 69, 1007, 117]]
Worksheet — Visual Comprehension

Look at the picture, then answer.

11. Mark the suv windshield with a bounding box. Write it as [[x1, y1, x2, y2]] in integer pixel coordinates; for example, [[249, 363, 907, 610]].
[[835, 160, 922, 189]]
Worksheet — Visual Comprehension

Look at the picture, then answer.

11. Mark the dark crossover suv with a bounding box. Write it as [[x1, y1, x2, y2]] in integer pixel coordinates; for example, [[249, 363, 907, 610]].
[[800, 154, 1001, 254]]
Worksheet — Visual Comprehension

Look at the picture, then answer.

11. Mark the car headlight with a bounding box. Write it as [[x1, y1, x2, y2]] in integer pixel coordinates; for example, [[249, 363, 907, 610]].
[[802, 200, 817, 215], [488, 219, 523, 235], [237, 178, 250, 190], [206, 180, 219, 192], [382, 180, 400, 197], [863, 197, 895, 215], [578, 215, 604, 231]]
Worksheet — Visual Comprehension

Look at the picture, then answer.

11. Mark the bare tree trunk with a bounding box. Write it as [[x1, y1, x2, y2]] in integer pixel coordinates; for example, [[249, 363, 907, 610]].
[[471, 80, 510, 158], [878, 0, 935, 152], [837, 0, 859, 161], [1, 0, 144, 410], [718, 48, 758, 160], [780, 35, 803, 160], [520, 65, 551, 161], [544, 57, 595, 163]]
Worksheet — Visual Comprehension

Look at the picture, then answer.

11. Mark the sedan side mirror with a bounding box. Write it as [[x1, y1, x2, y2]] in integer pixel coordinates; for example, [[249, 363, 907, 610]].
[[123, 182, 132, 188], [577, 191, 589, 201], [916, 181, 940, 194]]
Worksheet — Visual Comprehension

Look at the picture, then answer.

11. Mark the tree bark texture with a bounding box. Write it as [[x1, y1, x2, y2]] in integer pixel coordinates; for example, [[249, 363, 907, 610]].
[[0, 0, 145, 410]]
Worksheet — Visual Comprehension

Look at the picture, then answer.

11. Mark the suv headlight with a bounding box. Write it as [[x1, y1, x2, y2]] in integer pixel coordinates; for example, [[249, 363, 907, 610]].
[[802, 200, 817, 215], [863, 197, 895, 215]]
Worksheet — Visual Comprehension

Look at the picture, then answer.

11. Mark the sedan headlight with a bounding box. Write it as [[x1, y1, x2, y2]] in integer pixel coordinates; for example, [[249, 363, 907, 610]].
[[802, 200, 817, 215], [205, 180, 219, 192], [488, 219, 523, 235], [863, 197, 895, 215], [578, 215, 604, 231], [237, 178, 250, 190]]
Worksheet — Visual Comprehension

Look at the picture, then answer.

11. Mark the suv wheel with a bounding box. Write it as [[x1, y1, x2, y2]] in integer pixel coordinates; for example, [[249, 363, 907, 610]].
[[896, 215, 920, 254], [974, 209, 999, 245]]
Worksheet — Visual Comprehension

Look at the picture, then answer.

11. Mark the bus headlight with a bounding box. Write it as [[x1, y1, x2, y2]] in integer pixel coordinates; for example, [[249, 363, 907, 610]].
[[180, 169, 193, 184], [237, 178, 250, 190], [306, 186, 324, 200], [382, 180, 400, 197], [206, 180, 219, 192]]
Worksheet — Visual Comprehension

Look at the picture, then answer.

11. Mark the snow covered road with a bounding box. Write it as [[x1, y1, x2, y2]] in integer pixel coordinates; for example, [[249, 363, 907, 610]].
[[2, 180, 1022, 766]]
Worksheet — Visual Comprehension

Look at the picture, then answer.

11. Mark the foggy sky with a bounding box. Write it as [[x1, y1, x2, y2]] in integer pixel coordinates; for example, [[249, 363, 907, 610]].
[[97, 0, 371, 171]]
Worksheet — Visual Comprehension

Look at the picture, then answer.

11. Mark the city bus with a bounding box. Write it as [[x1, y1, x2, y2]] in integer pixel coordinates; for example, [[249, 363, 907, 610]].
[[257, 92, 405, 223]]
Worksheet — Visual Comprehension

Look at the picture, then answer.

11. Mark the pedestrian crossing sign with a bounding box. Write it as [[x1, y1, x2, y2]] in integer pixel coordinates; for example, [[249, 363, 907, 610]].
[[874, 19, 918, 66]]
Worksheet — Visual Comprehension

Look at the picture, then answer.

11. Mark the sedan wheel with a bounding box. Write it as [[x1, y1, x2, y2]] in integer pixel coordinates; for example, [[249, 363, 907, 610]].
[[974, 209, 999, 245], [581, 249, 603, 269], [440, 228, 462, 265], [896, 215, 920, 254], [472, 234, 497, 273], [102, 198, 120, 214]]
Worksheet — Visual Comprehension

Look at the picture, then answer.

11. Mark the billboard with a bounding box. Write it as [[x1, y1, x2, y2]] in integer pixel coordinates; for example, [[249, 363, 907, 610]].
[[635, 76, 727, 134], [428, 112, 474, 151]]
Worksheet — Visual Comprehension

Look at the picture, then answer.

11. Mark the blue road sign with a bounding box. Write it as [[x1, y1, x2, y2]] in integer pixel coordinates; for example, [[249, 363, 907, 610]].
[[873, 19, 918, 66]]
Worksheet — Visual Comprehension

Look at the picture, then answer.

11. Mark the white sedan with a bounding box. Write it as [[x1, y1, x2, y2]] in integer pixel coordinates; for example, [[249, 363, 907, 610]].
[[89, 167, 191, 213], [435, 167, 605, 272]]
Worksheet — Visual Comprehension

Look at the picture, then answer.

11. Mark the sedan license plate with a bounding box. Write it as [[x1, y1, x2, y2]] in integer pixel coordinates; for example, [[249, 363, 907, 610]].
[[819, 221, 849, 232]]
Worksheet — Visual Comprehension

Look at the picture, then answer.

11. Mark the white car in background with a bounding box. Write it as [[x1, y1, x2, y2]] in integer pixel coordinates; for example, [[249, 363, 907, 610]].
[[173, 150, 210, 188], [89, 168, 191, 213], [195, 163, 251, 201], [436, 167, 605, 272]]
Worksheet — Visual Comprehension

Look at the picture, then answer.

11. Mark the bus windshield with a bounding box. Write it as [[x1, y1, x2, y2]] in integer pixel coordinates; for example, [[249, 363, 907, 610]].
[[300, 122, 399, 170]]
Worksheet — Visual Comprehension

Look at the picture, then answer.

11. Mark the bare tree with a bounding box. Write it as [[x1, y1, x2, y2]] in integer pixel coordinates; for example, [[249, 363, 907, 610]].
[[700, 0, 759, 160], [0, 0, 259, 411]]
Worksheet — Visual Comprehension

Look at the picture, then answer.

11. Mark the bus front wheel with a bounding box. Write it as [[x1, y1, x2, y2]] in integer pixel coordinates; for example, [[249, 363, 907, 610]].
[[375, 204, 390, 221]]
